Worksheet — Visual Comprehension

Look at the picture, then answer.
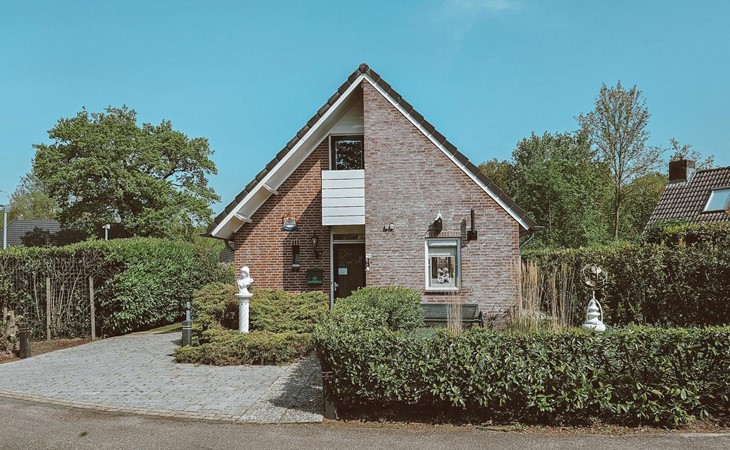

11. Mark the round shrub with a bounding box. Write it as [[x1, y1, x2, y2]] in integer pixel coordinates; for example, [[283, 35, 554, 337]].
[[329, 286, 424, 332], [192, 282, 238, 330]]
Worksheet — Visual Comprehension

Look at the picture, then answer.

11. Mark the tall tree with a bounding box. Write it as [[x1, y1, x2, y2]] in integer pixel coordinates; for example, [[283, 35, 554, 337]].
[[480, 132, 611, 248], [32, 106, 220, 238], [578, 82, 663, 240], [621, 172, 667, 238], [667, 138, 715, 170], [477, 158, 515, 196], [6, 173, 58, 223]]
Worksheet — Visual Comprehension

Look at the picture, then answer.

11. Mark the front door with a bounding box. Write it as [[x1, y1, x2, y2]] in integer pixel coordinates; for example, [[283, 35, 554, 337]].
[[333, 243, 365, 299]]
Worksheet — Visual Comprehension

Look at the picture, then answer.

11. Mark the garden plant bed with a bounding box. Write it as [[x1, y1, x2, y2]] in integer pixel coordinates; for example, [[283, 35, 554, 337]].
[[0, 338, 91, 364], [175, 284, 328, 365]]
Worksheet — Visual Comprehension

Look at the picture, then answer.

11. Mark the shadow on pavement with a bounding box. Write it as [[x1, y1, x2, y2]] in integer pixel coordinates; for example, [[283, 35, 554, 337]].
[[268, 355, 324, 416]]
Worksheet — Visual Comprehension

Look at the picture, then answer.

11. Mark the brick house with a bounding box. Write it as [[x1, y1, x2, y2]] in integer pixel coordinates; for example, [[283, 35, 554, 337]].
[[206, 64, 538, 316]]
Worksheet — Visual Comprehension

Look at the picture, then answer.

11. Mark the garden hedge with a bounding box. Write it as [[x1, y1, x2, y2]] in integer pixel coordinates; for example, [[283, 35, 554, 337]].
[[523, 223, 730, 327], [315, 291, 730, 426], [0, 238, 231, 338]]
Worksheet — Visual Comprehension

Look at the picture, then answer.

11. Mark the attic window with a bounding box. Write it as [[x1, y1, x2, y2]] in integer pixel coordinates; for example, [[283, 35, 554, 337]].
[[703, 188, 730, 212], [331, 135, 364, 170]]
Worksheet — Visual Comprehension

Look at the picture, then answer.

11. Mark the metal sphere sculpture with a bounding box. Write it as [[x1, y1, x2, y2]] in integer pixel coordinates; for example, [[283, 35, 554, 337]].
[[582, 264, 608, 291]]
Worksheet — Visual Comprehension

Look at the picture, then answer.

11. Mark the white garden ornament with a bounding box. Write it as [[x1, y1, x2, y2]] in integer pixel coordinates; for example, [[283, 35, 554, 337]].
[[236, 266, 254, 333], [581, 265, 607, 333]]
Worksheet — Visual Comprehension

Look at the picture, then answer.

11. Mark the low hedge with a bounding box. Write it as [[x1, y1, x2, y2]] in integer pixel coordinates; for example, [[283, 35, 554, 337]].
[[191, 284, 329, 334], [330, 286, 424, 331], [175, 284, 328, 365], [175, 329, 313, 365], [315, 289, 730, 426]]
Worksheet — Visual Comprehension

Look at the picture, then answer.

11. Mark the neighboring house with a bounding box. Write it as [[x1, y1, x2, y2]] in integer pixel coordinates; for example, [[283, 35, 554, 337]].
[[647, 160, 730, 227], [206, 64, 538, 315], [4, 219, 120, 247], [6, 219, 64, 247]]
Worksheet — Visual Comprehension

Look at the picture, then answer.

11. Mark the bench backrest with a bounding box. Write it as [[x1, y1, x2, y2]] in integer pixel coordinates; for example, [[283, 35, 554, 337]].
[[421, 303, 480, 320]]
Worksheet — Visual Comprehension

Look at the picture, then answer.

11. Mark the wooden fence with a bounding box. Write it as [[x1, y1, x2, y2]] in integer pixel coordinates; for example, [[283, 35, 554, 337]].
[[0, 255, 108, 340]]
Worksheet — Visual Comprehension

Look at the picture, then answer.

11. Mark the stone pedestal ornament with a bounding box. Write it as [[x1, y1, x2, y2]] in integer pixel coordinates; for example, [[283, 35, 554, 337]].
[[236, 266, 254, 333], [581, 265, 607, 333]]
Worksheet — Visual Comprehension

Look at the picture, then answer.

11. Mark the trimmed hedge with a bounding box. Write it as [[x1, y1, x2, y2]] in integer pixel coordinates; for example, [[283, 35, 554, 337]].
[[0, 238, 231, 338], [523, 223, 730, 327], [315, 296, 730, 425], [645, 221, 730, 245], [175, 285, 328, 365], [97, 238, 231, 336]]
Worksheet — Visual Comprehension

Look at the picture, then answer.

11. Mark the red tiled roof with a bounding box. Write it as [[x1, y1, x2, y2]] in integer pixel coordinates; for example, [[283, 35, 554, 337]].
[[647, 166, 730, 226]]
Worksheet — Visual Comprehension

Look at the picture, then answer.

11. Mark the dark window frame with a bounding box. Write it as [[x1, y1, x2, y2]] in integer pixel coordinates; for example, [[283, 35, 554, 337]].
[[330, 135, 364, 170]]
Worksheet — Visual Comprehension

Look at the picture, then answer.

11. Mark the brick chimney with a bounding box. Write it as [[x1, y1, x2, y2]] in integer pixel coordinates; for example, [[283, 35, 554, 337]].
[[669, 159, 696, 183]]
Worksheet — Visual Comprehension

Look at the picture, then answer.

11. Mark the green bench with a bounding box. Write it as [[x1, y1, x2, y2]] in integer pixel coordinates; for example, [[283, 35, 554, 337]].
[[421, 303, 484, 328]]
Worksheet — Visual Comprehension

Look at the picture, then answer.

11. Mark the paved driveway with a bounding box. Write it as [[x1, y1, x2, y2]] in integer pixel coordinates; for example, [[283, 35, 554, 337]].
[[0, 331, 323, 423]]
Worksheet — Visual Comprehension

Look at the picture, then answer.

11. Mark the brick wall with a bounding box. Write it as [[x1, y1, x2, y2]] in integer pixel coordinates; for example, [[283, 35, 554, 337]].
[[362, 81, 520, 318], [232, 140, 330, 293]]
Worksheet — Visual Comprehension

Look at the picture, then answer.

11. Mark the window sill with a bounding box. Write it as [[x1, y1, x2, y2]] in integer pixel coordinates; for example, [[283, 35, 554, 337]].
[[425, 287, 460, 294]]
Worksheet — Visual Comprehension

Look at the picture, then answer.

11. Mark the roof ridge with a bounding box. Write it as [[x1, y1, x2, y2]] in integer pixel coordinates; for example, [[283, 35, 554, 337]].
[[206, 64, 538, 237], [696, 165, 730, 174]]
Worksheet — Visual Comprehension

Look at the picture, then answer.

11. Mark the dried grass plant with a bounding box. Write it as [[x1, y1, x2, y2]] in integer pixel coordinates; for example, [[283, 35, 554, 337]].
[[512, 261, 576, 331]]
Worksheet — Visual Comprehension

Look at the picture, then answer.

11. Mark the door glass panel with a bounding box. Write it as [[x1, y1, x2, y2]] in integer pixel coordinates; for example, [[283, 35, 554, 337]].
[[332, 136, 364, 170]]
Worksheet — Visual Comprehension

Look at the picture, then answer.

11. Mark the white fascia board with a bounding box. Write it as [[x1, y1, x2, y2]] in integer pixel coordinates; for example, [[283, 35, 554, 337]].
[[361, 75, 530, 231], [262, 183, 279, 195], [210, 74, 368, 239]]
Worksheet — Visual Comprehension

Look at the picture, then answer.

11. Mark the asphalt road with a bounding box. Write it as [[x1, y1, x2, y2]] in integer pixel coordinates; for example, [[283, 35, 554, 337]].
[[1, 398, 728, 449]]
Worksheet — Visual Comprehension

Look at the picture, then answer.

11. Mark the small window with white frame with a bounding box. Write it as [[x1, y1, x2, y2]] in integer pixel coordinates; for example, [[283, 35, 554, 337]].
[[703, 188, 730, 212], [425, 238, 460, 290]]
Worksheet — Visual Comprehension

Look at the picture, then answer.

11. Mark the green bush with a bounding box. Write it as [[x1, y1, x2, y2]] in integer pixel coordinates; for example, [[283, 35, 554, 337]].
[[645, 221, 730, 245], [250, 289, 329, 334], [523, 225, 730, 326], [96, 238, 231, 336], [330, 286, 424, 332], [192, 282, 238, 330], [176, 329, 313, 365], [315, 321, 730, 426], [0, 238, 231, 338]]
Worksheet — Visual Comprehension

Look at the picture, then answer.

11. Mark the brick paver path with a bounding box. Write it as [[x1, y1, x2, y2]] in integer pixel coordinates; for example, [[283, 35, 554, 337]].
[[0, 332, 323, 423]]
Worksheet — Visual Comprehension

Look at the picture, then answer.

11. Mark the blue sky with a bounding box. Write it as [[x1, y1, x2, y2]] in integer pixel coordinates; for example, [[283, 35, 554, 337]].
[[1, 0, 728, 212]]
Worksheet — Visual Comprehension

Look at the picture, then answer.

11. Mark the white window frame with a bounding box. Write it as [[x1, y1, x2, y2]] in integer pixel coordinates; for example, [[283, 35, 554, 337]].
[[703, 187, 730, 212], [424, 238, 461, 292]]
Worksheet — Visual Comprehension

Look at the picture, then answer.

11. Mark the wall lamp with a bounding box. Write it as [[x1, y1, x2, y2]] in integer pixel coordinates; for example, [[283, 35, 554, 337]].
[[311, 232, 321, 258]]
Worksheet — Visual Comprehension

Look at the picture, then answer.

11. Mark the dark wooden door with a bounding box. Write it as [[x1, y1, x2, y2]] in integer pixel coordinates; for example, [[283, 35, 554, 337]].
[[333, 243, 365, 299]]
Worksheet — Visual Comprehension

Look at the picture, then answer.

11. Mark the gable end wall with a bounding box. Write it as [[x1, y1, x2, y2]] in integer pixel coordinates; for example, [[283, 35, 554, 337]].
[[362, 81, 520, 317]]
